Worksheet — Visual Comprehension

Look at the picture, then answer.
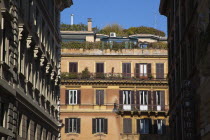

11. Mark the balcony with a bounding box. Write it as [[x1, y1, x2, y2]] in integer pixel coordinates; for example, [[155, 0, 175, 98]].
[[61, 72, 168, 81], [114, 104, 169, 116]]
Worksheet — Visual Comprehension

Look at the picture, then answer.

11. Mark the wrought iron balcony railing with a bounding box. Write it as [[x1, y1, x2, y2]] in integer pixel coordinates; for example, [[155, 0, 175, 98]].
[[61, 72, 168, 81]]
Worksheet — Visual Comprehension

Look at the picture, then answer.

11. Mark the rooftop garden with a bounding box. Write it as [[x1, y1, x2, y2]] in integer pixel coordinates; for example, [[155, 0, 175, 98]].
[[60, 23, 166, 37], [61, 41, 167, 50]]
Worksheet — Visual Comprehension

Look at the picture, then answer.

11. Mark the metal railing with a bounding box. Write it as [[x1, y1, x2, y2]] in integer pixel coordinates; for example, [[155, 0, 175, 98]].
[[61, 72, 168, 81]]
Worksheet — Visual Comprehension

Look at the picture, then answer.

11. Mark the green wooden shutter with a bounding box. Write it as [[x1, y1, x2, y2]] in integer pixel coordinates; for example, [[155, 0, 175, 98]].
[[92, 118, 96, 134]]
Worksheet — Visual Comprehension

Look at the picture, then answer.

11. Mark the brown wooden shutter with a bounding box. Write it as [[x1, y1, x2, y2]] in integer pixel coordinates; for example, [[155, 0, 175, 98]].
[[136, 91, 140, 109], [153, 120, 157, 134], [92, 119, 96, 134], [161, 91, 165, 111], [153, 91, 156, 111], [147, 63, 151, 77], [96, 90, 100, 105], [137, 119, 140, 134], [122, 63, 126, 77], [156, 63, 164, 79], [135, 63, 140, 78], [96, 63, 104, 73], [123, 118, 132, 134], [65, 90, 69, 105], [131, 91, 134, 105], [127, 63, 131, 77], [77, 118, 80, 133], [148, 91, 152, 111], [104, 119, 108, 134], [69, 62, 78, 73], [100, 90, 104, 105], [119, 90, 123, 104], [123, 63, 131, 78], [77, 90, 81, 104], [65, 118, 69, 133]]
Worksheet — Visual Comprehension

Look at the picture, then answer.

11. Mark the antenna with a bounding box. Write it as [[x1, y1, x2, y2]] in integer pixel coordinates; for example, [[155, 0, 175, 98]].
[[154, 12, 157, 29], [71, 14, 74, 25]]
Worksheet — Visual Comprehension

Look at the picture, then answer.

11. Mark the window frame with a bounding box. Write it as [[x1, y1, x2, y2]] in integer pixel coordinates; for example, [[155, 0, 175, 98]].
[[65, 118, 80, 133]]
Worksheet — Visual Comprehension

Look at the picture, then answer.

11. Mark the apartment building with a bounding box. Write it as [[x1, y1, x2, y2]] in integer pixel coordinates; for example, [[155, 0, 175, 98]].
[[60, 23, 169, 140], [160, 0, 210, 140], [0, 0, 72, 139]]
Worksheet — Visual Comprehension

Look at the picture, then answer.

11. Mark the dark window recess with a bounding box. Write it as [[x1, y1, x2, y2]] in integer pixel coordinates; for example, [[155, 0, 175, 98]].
[[123, 118, 132, 134], [137, 119, 152, 134], [153, 119, 166, 134], [0, 102, 5, 126], [69, 62, 78, 73], [96, 63, 104, 73], [156, 63, 164, 79], [122, 63, 131, 78], [65, 118, 80, 133], [96, 90, 104, 105], [92, 118, 108, 134]]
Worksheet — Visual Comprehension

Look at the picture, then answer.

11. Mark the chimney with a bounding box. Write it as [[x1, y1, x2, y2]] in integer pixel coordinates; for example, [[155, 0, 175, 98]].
[[71, 14, 74, 25], [88, 18, 92, 31]]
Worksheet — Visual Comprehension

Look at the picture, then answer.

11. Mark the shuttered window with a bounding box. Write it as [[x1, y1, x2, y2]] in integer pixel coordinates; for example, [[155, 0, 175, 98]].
[[137, 119, 152, 134], [156, 63, 164, 79], [153, 119, 166, 134], [96, 90, 104, 105], [65, 118, 80, 133], [136, 63, 151, 78], [69, 62, 78, 73], [96, 63, 104, 73], [92, 118, 108, 134], [122, 63, 131, 78], [65, 90, 81, 105], [123, 118, 132, 134], [153, 91, 165, 111]]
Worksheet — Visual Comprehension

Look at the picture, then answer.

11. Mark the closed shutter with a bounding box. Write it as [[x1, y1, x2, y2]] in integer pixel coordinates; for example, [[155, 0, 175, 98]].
[[156, 63, 164, 79], [147, 63, 151, 77], [136, 91, 140, 109], [119, 90, 123, 104], [96, 90, 100, 105], [122, 63, 131, 78], [161, 91, 165, 111], [162, 119, 166, 134], [96, 63, 104, 73], [65, 118, 69, 133], [77, 118, 80, 133], [131, 91, 135, 106], [65, 90, 69, 105], [92, 119, 96, 134], [135, 63, 140, 78], [100, 90, 104, 105], [148, 91, 152, 110], [137, 119, 140, 134], [153, 120, 157, 134], [77, 90, 81, 104], [153, 91, 156, 111], [123, 118, 132, 134], [104, 119, 108, 134]]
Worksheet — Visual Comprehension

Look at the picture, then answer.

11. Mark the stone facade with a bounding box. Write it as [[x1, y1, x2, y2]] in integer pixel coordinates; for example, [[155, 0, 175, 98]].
[[60, 34, 169, 140], [160, 0, 210, 140], [0, 0, 72, 139]]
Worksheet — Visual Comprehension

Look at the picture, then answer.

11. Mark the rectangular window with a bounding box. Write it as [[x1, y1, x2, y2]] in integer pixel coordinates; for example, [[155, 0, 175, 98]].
[[140, 64, 147, 77], [69, 62, 78, 73], [122, 63, 131, 78], [65, 90, 81, 105], [96, 63, 104, 73], [140, 91, 148, 105], [154, 119, 166, 134], [137, 119, 151, 134], [156, 91, 161, 105], [156, 63, 164, 79], [65, 118, 80, 133], [92, 118, 108, 134], [139, 44, 148, 49], [123, 90, 131, 105], [96, 90, 104, 105], [123, 118, 132, 134]]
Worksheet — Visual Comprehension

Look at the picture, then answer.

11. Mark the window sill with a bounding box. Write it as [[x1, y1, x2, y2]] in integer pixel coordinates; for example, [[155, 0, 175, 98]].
[[94, 133, 107, 136], [66, 132, 80, 136]]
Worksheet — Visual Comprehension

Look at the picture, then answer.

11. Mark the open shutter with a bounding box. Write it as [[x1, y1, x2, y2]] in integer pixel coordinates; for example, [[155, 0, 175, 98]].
[[65, 90, 69, 105], [135, 63, 140, 78], [147, 63, 151, 78], [137, 119, 140, 134], [131, 91, 134, 109], [153, 91, 156, 111], [123, 118, 132, 134], [77, 118, 80, 133], [161, 91, 165, 111], [162, 119, 166, 134], [100, 90, 104, 105], [65, 118, 69, 133], [119, 90, 123, 104], [148, 91, 152, 111], [153, 120, 157, 134], [77, 90, 81, 104], [160, 63, 164, 79], [127, 63, 131, 77], [92, 119, 96, 134], [104, 119, 108, 134], [136, 91, 140, 109], [75, 63, 78, 73], [96, 90, 100, 105]]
